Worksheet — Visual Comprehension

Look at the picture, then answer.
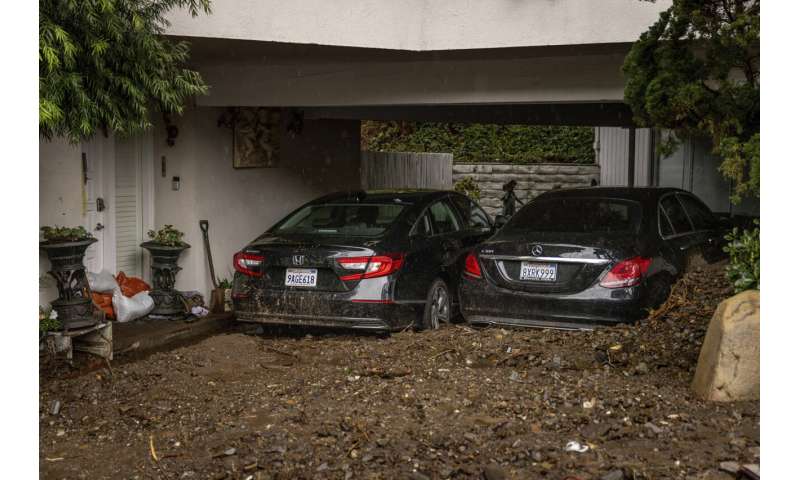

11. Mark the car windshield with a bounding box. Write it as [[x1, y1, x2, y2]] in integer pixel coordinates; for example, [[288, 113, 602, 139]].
[[504, 197, 642, 233], [272, 203, 406, 236]]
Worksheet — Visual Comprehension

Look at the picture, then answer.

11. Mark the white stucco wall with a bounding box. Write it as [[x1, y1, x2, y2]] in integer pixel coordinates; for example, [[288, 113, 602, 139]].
[[39, 138, 83, 306], [151, 108, 361, 300], [166, 0, 669, 51], [38, 109, 361, 309]]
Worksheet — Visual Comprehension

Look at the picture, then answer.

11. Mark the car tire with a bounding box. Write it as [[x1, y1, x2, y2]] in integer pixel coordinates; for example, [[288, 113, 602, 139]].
[[646, 274, 673, 310], [419, 279, 451, 331]]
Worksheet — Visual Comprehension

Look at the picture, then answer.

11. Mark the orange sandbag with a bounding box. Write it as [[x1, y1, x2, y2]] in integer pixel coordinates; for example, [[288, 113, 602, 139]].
[[92, 292, 115, 319], [116, 272, 151, 298]]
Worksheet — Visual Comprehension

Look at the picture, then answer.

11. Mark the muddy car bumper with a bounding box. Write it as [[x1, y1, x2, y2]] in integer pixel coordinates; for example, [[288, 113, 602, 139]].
[[233, 290, 417, 332], [458, 278, 645, 329]]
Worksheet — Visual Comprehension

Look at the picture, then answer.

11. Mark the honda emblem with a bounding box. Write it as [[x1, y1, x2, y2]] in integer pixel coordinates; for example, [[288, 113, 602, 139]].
[[292, 255, 304, 266]]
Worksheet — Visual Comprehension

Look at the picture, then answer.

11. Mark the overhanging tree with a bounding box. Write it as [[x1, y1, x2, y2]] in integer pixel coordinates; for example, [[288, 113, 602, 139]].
[[40, 0, 211, 143], [623, 0, 759, 203]]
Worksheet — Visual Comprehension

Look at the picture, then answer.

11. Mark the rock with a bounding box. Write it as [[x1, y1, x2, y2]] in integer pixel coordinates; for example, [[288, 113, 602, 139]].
[[602, 470, 625, 480], [719, 461, 740, 474], [691, 290, 760, 401], [643, 422, 664, 435], [224, 447, 236, 456], [635, 362, 649, 375], [50, 400, 61, 416], [729, 437, 747, 449], [482, 465, 506, 480]]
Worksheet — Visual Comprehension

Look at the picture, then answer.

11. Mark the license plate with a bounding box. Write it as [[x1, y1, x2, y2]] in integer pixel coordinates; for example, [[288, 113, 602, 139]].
[[285, 268, 318, 287], [520, 262, 557, 282]]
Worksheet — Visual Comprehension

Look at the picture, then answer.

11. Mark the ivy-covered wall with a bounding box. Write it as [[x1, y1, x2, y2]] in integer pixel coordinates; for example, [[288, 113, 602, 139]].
[[361, 121, 595, 164]]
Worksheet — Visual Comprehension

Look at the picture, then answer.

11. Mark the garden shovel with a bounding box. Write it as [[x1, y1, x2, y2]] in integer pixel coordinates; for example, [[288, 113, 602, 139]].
[[199, 220, 225, 314]]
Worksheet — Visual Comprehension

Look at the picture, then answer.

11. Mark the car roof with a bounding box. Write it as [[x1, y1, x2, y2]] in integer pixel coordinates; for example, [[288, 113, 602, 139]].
[[311, 189, 455, 205], [535, 186, 687, 203]]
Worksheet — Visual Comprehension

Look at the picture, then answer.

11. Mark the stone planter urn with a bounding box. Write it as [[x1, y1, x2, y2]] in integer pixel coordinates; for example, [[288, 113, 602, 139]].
[[40, 238, 98, 330], [140, 241, 190, 316]]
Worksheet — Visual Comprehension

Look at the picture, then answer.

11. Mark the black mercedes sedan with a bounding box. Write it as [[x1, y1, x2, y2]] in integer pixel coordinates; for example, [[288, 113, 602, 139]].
[[232, 190, 494, 333], [459, 187, 727, 330]]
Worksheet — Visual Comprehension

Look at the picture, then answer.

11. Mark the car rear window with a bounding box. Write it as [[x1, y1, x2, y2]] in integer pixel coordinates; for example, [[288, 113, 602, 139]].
[[503, 197, 642, 233], [273, 203, 406, 236]]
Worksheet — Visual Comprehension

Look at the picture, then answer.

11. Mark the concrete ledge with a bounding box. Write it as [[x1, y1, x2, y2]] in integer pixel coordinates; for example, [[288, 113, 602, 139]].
[[112, 313, 235, 359]]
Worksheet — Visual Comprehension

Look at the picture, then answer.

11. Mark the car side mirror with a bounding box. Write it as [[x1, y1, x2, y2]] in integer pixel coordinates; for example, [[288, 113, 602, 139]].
[[494, 215, 509, 228]]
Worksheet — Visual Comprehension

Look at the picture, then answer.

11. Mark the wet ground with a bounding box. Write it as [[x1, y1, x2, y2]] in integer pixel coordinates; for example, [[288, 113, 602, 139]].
[[40, 262, 759, 479]]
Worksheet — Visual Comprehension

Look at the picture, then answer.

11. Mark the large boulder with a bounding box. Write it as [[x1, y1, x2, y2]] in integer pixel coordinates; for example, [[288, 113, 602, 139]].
[[691, 290, 760, 401]]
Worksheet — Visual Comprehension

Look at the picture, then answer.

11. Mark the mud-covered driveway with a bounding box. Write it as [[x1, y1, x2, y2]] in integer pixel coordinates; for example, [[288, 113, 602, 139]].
[[40, 264, 759, 480]]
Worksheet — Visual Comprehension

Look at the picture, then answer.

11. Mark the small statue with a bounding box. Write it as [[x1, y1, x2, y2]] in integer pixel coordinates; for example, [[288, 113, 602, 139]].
[[501, 180, 525, 217]]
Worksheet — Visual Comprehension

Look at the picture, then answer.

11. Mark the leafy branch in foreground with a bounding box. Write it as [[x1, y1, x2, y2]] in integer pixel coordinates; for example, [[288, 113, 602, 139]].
[[623, 0, 759, 203], [40, 0, 212, 143]]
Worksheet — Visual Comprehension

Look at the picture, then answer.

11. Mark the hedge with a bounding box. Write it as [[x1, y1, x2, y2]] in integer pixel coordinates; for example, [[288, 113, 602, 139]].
[[361, 121, 595, 164]]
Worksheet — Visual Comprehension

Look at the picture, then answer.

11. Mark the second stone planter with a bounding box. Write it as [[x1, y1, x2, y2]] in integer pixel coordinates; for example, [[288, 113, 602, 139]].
[[140, 241, 190, 316]]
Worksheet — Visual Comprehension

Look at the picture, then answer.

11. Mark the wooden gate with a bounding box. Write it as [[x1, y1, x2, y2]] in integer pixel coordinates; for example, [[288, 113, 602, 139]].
[[360, 151, 453, 190]]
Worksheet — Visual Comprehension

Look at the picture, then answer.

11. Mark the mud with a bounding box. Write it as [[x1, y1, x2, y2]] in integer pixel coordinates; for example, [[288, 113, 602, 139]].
[[40, 262, 758, 479]]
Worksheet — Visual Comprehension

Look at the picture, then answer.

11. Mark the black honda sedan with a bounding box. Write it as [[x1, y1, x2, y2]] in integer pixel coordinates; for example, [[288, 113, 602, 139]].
[[459, 187, 727, 329], [232, 190, 494, 332]]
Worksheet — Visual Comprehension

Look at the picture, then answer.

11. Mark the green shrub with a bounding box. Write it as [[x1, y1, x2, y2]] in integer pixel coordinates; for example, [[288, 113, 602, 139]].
[[40, 225, 93, 243], [362, 121, 595, 164], [454, 177, 481, 200], [723, 221, 759, 293], [147, 224, 187, 247]]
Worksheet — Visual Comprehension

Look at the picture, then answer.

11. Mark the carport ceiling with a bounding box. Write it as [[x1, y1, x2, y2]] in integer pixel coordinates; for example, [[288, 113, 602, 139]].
[[302, 103, 635, 128]]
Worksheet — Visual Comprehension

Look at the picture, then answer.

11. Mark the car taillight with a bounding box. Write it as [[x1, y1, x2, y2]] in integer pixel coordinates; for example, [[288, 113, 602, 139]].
[[600, 256, 652, 288], [234, 252, 265, 277], [464, 251, 482, 279], [337, 253, 404, 281]]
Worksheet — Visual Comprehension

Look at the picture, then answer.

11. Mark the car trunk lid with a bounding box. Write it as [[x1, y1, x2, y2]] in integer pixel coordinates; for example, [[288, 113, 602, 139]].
[[477, 232, 636, 294], [246, 235, 381, 292]]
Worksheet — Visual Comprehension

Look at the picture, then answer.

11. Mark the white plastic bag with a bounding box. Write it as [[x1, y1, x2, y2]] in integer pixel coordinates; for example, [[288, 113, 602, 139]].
[[112, 288, 154, 322], [88, 270, 118, 293]]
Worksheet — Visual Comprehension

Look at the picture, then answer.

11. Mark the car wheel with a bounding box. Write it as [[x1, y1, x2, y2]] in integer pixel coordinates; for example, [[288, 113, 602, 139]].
[[421, 279, 451, 330], [646, 274, 673, 310]]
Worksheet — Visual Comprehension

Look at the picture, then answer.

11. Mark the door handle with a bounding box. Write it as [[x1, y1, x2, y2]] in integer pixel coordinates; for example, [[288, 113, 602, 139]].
[[95, 223, 105, 231]]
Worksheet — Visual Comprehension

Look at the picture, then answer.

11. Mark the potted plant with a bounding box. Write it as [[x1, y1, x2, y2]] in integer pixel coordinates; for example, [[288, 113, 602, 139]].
[[39, 226, 98, 330], [140, 225, 190, 316]]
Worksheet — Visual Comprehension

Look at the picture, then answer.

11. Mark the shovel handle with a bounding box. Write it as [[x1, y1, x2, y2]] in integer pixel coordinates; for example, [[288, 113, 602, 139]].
[[199, 220, 209, 235]]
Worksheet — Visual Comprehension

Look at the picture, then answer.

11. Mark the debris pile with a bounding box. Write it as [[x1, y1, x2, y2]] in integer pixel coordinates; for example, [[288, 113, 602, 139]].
[[40, 262, 758, 479]]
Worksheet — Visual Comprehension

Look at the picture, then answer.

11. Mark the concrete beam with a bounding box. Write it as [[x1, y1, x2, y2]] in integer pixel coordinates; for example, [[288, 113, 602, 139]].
[[303, 103, 635, 127], [191, 50, 630, 107], [166, 0, 669, 52]]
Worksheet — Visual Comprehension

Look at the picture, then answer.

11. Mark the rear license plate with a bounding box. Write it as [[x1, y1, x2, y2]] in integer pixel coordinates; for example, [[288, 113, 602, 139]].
[[520, 262, 557, 282], [285, 268, 318, 287]]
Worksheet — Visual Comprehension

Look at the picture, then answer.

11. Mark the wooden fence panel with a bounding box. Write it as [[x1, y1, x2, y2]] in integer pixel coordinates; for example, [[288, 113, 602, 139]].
[[360, 151, 453, 190]]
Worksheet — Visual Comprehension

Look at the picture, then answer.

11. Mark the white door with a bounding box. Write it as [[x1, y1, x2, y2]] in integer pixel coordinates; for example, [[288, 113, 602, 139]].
[[82, 139, 108, 273], [114, 137, 145, 277]]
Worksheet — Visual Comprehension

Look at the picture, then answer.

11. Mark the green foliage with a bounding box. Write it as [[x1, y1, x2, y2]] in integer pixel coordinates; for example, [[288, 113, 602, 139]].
[[217, 278, 232, 289], [40, 307, 62, 332], [623, 0, 759, 204], [41, 225, 93, 243], [147, 224, 187, 247], [454, 177, 481, 200], [362, 122, 595, 164], [40, 0, 211, 143], [723, 221, 759, 293]]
